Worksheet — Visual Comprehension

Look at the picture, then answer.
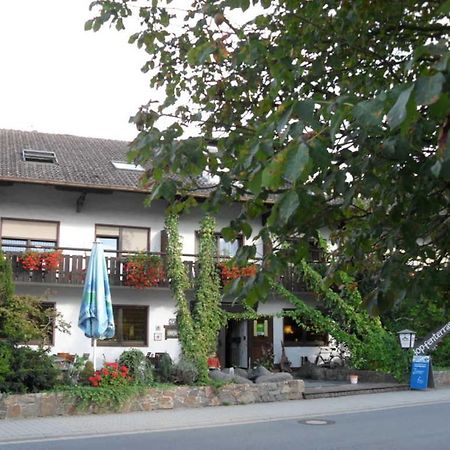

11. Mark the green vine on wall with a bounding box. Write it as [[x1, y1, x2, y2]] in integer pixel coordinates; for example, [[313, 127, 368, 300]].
[[193, 215, 226, 381], [165, 213, 226, 383], [165, 214, 197, 364], [272, 261, 410, 380]]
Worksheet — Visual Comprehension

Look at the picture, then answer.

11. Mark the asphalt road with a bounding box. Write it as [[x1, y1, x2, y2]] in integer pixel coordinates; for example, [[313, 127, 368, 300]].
[[2, 401, 449, 450]]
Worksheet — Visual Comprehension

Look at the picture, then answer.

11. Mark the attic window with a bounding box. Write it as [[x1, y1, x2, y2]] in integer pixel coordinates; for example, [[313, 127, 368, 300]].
[[22, 149, 57, 164], [111, 161, 144, 171]]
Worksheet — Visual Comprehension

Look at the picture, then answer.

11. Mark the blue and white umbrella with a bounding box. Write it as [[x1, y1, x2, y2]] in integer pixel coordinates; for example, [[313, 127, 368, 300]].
[[78, 241, 115, 370]]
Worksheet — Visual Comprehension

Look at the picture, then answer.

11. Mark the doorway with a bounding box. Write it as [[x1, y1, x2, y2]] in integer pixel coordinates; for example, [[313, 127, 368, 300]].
[[248, 316, 273, 368]]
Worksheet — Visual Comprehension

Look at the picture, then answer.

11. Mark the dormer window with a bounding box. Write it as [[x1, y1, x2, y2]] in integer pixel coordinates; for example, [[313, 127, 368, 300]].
[[22, 149, 57, 163], [111, 161, 144, 171]]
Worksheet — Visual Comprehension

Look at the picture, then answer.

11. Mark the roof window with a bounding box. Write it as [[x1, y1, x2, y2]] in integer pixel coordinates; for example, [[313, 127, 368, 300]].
[[22, 149, 57, 164], [111, 161, 145, 171]]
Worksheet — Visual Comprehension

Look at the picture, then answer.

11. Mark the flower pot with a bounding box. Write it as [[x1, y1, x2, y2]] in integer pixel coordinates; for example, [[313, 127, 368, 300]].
[[350, 374, 358, 384]]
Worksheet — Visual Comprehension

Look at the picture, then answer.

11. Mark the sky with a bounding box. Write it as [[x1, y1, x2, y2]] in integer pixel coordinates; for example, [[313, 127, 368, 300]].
[[0, 1, 150, 141]]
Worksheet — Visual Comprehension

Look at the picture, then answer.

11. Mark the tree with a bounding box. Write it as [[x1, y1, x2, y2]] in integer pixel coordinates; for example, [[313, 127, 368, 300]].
[[88, 1, 450, 311]]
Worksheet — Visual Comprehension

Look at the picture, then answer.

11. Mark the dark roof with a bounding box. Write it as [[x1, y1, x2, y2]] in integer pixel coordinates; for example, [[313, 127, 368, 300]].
[[0, 129, 147, 192]]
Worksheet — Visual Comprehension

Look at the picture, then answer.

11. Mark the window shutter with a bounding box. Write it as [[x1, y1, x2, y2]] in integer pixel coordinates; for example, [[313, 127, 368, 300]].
[[160, 229, 168, 254]]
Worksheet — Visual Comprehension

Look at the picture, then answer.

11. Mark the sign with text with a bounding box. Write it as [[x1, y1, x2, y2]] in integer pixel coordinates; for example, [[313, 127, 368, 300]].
[[410, 355, 430, 390]]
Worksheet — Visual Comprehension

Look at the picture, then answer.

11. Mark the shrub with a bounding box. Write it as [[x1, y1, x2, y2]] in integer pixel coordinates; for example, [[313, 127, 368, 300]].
[[155, 353, 173, 383], [62, 354, 89, 386], [1, 346, 59, 393], [253, 345, 275, 371], [119, 349, 153, 384], [172, 357, 198, 385], [0, 341, 13, 388], [78, 360, 95, 385]]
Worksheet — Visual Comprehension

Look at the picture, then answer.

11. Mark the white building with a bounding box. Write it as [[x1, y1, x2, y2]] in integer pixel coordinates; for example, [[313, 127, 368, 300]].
[[0, 129, 326, 369]]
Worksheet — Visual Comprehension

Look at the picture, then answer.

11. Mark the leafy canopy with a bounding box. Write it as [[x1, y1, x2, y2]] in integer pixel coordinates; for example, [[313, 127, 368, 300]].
[[88, 0, 450, 311]]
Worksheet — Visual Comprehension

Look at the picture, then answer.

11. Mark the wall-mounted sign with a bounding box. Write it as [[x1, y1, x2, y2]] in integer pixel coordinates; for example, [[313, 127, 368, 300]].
[[154, 332, 163, 341], [164, 325, 178, 339], [253, 319, 268, 337]]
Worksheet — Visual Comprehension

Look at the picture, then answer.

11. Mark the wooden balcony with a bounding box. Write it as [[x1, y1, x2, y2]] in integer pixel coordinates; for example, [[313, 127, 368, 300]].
[[4, 247, 311, 292]]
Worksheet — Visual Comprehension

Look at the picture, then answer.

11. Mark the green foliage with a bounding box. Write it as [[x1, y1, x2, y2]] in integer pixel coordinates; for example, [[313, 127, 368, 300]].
[[273, 262, 410, 381], [165, 214, 225, 383], [0, 344, 59, 393], [118, 349, 153, 384], [155, 352, 174, 383], [78, 360, 95, 386], [0, 341, 13, 388], [89, 0, 450, 313], [61, 354, 89, 386], [383, 295, 450, 367], [165, 214, 197, 361], [253, 345, 275, 371], [64, 384, 146, 411], [172, 356, 199, 385], [0, 250, 14, 305]]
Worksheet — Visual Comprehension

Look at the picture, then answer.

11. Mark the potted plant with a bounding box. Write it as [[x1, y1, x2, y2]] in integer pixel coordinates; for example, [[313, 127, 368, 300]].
[[124, 253, 164, 288]]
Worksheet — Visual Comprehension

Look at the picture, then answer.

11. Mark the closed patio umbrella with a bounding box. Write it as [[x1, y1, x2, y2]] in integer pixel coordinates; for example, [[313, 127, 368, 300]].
[[78, 241, 115, 370]]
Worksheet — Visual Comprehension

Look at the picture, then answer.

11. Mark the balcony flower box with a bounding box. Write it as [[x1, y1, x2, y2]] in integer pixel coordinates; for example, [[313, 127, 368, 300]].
[[19, 250, 62, 272], [124, 253, 165, 288], [218, 262, 258, 285]]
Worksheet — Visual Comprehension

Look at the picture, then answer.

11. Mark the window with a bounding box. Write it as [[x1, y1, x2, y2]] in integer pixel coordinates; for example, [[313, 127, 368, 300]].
[[99, 305, 148, 347], [111, 161, 144, 171], [95, 225, 149, 253], [217, 236, 241, 258], [283, 311, 328, 347], [22, 149, 57, 164], [1, 218, 58, 252], [196, 232, 243, 258]]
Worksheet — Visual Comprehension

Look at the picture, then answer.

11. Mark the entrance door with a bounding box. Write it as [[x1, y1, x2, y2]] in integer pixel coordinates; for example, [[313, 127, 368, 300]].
[[248, 316, 273, 368]]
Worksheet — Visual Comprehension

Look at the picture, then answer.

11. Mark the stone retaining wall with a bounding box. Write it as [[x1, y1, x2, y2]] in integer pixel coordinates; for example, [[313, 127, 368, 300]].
[[434, 370, 450, 386], [0, 380, 304, 420], [295, 365, 397, 383]]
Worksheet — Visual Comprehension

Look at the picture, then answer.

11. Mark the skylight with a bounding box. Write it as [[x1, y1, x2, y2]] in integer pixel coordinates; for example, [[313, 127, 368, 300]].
[[22, 149, 57, 164], [111, 161, 145, 171]]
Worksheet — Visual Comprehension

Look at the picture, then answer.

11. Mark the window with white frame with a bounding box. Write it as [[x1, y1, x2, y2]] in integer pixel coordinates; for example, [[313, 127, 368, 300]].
[[1, 218, 58, 252], [95, 225, 150, 253]]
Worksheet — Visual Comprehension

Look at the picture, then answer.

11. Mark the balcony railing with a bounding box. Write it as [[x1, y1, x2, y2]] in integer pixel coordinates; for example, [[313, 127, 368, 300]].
[[3, 246, 311, 292]]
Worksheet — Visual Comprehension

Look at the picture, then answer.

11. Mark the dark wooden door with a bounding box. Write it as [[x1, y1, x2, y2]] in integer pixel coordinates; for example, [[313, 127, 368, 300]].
[[248, 316, 273, 367]]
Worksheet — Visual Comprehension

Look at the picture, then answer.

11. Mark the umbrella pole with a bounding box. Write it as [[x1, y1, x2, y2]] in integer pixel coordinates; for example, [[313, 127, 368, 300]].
[[93, 338, 97, 371]]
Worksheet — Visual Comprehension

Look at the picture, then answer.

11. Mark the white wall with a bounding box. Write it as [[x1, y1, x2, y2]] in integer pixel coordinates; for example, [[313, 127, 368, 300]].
[[2, 182, 322, 368], [15, 284, 181, 365]]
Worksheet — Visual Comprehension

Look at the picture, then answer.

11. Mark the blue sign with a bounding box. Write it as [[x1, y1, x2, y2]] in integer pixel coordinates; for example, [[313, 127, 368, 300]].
[[410, 355, 430, 390]]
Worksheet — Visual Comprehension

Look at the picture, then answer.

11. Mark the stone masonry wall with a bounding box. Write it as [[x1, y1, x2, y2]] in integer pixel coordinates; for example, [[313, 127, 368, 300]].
[[434, 370, 450, 387], [0, 380, 304, 420]]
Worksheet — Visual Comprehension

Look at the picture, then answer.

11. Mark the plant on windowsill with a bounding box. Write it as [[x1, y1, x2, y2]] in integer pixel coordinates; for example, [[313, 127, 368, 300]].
[[124, 253, 165, 288], [19, 250, 62, 272], [218, 261, 258, 285]]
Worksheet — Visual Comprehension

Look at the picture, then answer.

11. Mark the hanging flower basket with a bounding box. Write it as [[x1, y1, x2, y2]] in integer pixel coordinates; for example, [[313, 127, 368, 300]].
[[124, 253, 165, 288], [218, 262, 258, 285], [19, 250, 62, 272]]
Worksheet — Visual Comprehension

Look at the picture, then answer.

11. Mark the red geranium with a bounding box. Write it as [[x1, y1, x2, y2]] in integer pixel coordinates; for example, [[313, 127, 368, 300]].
[[20, 250, 62, 271], [88, 362, 132, 387], [219, 263, 258, 285], [124, 254, 164, 288]]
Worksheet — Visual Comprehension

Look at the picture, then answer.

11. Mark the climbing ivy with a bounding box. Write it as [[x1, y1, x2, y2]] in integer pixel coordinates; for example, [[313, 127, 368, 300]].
[[193, 215, 226, 380], [165, 214, 197, 363], [272, 262, 410, 381], [165, 213, 225, 383]]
